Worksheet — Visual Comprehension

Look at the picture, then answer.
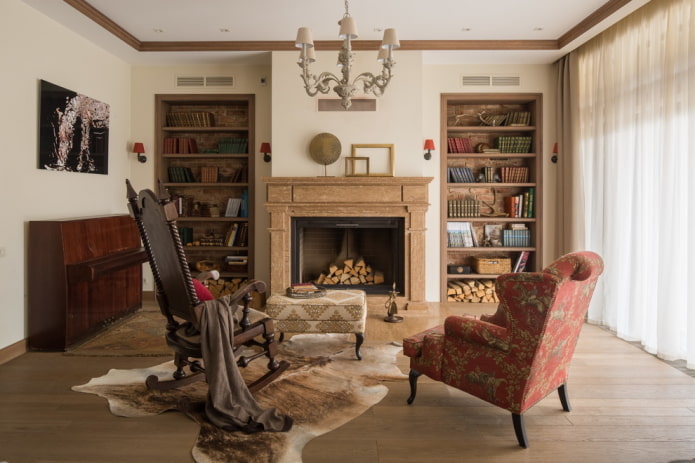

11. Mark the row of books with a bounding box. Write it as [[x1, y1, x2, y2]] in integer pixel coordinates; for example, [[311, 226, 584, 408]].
[[448, 198, 481, 218], [168, 166, 196, 183], [449, 166, 530, 184], [447, 222, 478, 248], [504, 188, 535, 218], [447, 137, 474, 153], [502, 228, 532, 247], [218, 138, 248, 154], [225, 222, 249, 247], [167, 166, 246, 184], [496, 136, 533, 153], [166, 111, 214, 127], [163, 137, 198, 154], [499, 167, 529, 183], [447, 166, 476, 183], [448, 222, 532, 248], [506, 111, 532, 126]]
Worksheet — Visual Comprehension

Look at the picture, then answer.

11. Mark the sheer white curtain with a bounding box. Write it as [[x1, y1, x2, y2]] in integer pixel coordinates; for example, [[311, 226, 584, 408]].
[[574, 0, 693, 365]]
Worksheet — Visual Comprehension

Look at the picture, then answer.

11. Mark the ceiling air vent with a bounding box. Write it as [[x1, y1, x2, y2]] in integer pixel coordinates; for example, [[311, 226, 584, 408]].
[[461, 75, 520, 87], [176, 76, 205, 87], [175, 76, 235, 87], [205, 76, 235, 87], [461, 75, 492, 86], [491, 76, 520, 86]]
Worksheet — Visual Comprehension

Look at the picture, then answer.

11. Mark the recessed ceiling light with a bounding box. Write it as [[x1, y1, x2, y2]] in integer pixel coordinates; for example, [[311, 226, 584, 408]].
[[533, 27, 544, 31], [153, 28, 165, 33], [220, 28, 232, 33], [461, 27, 472, 32]]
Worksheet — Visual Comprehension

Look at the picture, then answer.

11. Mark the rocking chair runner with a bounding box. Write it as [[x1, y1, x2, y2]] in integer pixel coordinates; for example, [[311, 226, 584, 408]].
[[126, 180, 288, 393]]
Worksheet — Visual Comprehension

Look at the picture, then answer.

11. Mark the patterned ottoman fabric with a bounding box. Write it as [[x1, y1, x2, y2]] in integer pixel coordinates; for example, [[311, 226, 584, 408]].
[[265, 289, 367, 359]]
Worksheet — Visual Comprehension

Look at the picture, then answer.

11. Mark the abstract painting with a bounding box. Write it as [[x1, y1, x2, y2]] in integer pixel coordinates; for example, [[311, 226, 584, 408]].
[[38, 80, 110, 174]]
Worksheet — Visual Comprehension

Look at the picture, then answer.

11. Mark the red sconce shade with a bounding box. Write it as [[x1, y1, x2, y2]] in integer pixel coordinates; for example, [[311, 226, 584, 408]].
[[260, 142, 272, 163], [132, 142, 146, 163], [423, 139, 435, 160]]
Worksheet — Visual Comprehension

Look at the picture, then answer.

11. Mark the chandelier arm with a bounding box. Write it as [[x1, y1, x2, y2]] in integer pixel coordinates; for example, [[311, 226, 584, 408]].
[[352, 67, 393, 96], [299, 68, 342, 97]]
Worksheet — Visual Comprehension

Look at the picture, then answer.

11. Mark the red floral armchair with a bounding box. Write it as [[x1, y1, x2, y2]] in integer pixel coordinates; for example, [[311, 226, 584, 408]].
[[403, 251, 604, 448]]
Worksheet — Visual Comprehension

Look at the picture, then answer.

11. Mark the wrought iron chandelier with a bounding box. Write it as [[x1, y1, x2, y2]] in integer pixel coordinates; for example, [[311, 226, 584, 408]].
[[295, 0, 400, 110]]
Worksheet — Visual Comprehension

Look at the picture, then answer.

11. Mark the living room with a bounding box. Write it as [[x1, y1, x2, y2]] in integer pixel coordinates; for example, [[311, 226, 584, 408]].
[[1, 0, 694, 461]]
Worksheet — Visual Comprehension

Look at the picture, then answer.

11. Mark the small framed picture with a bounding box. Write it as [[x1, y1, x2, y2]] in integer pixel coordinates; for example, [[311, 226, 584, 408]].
[[484, 224, 503, 247], [345, 156, 370, 177], [351, 144, 395, 177]]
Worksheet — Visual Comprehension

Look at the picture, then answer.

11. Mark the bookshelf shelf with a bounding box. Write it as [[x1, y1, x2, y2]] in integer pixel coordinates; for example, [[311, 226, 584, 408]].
[[155, 94, 256, 294], [441, 93, 543, 303]]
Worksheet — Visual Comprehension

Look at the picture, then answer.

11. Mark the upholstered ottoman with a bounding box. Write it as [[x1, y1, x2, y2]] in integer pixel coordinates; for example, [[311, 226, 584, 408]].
[[265, 289, 367, 359]]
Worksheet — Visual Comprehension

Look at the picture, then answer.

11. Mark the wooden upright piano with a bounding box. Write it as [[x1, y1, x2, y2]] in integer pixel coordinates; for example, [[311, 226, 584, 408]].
[[28, 215, 147, 350]]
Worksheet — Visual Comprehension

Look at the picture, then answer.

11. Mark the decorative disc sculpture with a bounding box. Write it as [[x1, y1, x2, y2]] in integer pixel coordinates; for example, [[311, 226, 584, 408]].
[[309, 133, 341, 176]]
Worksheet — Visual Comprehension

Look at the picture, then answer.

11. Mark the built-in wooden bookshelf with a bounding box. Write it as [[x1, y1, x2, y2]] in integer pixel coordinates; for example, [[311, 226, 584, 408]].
[[154, 94, 255, 295], [440, 93, 543, 302]]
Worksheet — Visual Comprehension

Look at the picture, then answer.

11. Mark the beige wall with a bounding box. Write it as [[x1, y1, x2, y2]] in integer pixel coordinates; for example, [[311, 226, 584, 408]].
[[1, 0, 132, 350], [271, 53, 556, 302], [0, 0, 557, 352]]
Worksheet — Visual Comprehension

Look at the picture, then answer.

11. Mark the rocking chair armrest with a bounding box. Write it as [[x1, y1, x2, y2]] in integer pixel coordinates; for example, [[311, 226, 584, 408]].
[[444, 315, 510, 352]]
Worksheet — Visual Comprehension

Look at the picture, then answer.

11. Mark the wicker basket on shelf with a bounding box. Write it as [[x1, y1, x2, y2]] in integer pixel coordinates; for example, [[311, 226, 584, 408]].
[[473, 256, 512, 274]]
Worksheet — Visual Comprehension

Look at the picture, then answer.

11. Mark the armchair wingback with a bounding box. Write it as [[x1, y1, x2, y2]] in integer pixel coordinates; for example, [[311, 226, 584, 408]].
[[403, 251, 604, 447]]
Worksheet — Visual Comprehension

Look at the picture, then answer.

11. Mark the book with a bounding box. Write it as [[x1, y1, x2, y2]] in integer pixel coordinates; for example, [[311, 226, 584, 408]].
[[290, 282, 320, 292], [224, 198, 242, 217], [224, 223, 239, 247], [239, 189, 249, 218], [513, 251, 530, 272]]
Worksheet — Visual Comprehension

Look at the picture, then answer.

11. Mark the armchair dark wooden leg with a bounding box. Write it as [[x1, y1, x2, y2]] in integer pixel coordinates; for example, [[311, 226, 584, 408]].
[[355, 332, 364, 360], [558, 383, 572, 411], [512, 413, 529, 448], [407, 369, 422, 404]]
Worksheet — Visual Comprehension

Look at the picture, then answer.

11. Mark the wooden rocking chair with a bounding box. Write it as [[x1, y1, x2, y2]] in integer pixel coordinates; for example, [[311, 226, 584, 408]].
[[126, 180, 288, 392]]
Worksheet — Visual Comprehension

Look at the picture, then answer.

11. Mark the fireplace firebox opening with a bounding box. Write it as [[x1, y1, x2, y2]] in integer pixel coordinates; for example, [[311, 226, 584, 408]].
[[291, 217, 405, 295]]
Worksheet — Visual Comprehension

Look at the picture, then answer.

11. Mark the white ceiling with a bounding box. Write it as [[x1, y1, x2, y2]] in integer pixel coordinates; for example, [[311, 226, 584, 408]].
[[20, 0, 651, 65]]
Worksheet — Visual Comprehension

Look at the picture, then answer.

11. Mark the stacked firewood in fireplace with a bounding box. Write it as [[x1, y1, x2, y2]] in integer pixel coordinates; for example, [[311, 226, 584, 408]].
[[314, 257, 384, 286], [447, 279, 500, 303]]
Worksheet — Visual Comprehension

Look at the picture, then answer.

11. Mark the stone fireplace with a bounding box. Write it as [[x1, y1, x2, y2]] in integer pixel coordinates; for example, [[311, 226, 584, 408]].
[[264, 176, 432, 304]]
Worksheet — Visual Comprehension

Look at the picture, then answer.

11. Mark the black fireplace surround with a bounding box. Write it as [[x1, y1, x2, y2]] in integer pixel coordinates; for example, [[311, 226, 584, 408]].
[[291, 217, 405, 295]]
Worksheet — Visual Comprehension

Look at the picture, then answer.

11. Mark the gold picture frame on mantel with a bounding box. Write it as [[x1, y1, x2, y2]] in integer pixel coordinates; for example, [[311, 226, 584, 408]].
[[351, 144, 395, 177]]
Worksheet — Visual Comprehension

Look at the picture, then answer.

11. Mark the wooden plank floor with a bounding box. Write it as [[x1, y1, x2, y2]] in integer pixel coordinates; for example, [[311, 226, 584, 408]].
[[1, 300, 695, 462]]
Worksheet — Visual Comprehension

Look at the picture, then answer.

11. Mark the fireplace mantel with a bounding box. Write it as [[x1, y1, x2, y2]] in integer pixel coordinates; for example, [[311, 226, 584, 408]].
[[263, 177, 432, 302]]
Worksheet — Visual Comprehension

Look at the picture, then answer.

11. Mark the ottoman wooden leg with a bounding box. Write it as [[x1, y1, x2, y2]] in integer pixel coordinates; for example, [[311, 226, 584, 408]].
[[355, 332, 364, 360]]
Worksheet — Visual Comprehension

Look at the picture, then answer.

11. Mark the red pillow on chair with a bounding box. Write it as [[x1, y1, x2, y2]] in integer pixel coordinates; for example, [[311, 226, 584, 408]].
[[192, 279, 215, 301]]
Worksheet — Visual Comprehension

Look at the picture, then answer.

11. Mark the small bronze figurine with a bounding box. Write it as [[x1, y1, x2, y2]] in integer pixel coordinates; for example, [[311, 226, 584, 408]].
[[384, 282, 403, 323]]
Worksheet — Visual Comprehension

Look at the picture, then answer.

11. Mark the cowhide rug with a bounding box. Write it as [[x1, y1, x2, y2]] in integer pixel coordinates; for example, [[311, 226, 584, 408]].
[[72, 334, 406, 463]]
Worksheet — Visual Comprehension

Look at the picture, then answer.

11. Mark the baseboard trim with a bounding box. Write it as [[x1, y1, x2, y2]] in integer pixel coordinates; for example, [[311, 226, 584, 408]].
[[0, 338, 27, 365]]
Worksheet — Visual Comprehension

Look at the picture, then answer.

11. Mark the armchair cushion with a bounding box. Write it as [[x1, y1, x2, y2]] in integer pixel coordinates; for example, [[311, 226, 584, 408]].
[[444, 316, 509, 351]]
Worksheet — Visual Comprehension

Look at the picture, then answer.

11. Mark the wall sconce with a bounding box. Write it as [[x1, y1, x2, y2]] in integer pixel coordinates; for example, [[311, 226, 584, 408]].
[[260, 142, 271, 163], [132, 142, 146, 163], [423, 139, 435, 160]]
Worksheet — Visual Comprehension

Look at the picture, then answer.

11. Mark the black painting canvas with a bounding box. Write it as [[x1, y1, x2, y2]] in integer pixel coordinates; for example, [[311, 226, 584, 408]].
[[39, 80, 110, 174]]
